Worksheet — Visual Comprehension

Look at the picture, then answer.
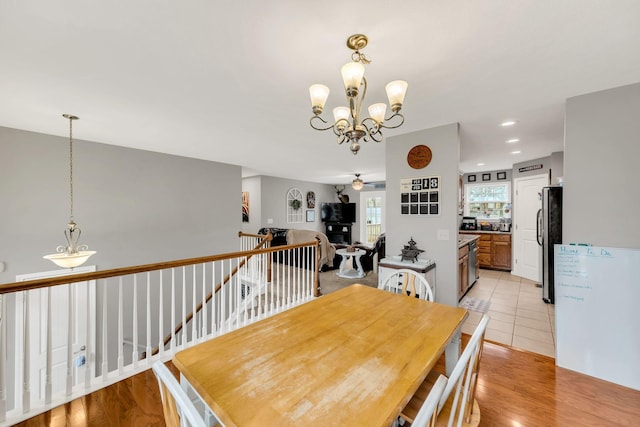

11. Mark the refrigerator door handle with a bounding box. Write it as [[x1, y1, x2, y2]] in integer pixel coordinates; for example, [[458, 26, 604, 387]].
[[536, 208, 543, 246]]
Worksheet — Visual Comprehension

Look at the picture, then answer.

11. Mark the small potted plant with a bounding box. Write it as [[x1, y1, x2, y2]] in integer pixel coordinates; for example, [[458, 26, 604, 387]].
[[290, 199, 302, 210]]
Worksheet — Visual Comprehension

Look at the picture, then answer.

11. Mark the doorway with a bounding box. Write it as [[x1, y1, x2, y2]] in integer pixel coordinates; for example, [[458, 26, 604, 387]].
[[512, 174, 548, 281], [359, 191, 385, 244]]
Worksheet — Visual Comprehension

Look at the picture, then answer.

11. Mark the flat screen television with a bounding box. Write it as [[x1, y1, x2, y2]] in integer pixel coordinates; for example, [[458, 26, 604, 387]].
[[321, 202, 356, 223]]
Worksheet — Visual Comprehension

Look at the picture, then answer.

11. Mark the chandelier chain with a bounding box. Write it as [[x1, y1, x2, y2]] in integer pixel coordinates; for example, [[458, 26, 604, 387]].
[[68, 116, 74, 222]]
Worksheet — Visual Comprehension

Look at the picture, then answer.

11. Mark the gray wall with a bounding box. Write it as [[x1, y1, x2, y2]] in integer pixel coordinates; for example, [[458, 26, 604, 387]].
[[386, 124, 460, 307], [0, 126, 241, 284], [564, 82, 640, 248]]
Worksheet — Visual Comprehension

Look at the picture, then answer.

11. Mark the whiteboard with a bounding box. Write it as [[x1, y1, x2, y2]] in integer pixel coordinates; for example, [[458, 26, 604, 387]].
[[555, 245, 640, 390]]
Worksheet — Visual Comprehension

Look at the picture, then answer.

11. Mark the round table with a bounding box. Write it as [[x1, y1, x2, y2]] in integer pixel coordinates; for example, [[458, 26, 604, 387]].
[[335, 248, 366, 279]]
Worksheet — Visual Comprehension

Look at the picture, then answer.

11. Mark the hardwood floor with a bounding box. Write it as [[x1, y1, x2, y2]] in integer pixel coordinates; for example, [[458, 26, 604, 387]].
[[14, 340, 640, 426]]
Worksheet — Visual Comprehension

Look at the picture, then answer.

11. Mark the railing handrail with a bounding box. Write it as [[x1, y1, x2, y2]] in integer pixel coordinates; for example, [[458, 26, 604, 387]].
[[0, 239, 317, 294]]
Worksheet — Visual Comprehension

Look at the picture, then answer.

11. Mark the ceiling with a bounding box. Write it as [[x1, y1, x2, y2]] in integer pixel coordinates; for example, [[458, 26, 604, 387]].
[[1, 1, 639, 185]]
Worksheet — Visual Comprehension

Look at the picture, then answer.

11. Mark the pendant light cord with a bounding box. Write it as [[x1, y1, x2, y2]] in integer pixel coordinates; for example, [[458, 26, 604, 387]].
[[69, 116, 74, 223]]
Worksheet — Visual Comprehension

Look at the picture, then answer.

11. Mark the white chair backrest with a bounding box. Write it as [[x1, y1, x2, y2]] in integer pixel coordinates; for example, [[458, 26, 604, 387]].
[[412, 374, 448, 427], [379, 268, 434, 301], [439, 314, 490, 427], [152, 361, 208, 427]]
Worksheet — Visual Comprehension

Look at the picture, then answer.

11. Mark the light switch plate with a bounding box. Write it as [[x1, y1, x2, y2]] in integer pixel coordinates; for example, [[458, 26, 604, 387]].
[[267, 218, 273, 224], [437, 229, 450, 241]]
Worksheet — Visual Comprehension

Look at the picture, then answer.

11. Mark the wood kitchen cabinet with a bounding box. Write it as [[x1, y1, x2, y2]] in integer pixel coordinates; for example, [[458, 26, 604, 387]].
[[492, 234, 512, 269], [460, 231, 512, 271], [458, 245, 469, 300]]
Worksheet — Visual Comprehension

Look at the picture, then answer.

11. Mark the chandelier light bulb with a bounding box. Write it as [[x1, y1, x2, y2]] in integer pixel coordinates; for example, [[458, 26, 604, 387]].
[[352, 174, 364, 190], [333, 106, 350, 130], [368, 103, 387, 124], [309, 84, 330, 115], [341, 61, 365, 97], [385, 80, 408, 112]]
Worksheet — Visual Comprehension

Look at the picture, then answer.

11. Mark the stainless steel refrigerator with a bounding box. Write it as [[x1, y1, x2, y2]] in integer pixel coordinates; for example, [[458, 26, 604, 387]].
[[537, 186, 562, 304]]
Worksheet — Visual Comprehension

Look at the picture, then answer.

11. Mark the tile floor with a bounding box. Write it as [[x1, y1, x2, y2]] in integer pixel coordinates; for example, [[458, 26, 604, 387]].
[[461, 269, 556, 358]]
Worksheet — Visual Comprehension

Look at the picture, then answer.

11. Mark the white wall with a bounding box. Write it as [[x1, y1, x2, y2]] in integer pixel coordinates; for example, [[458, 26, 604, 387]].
[[386, 124, 461, 307], [564, 82, 640, 248]]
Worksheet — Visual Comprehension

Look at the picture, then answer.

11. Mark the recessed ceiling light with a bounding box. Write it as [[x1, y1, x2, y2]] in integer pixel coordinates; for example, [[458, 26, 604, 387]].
[[511, 150, 521, 154], [501, 120, 516, 127], [477, 162, 485, 166], [506, 138, 520, 143]]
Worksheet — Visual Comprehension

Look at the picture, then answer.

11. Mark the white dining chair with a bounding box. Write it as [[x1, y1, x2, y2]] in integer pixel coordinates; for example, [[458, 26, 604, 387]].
[[411, 374, 448, 427], [400, 314, 490, 427], [379, 268, 434, 301], [152, 361, 209, 427]]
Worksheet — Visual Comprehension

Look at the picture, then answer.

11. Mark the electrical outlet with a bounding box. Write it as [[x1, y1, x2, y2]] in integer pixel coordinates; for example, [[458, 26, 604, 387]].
[[437, 229, 450, 241]]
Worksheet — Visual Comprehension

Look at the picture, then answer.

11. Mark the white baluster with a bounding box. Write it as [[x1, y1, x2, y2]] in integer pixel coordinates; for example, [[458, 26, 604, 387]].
[[85, 280, 91, 389], [181, 267, 186, 346], [158, 270, 164, 356], [0, 295, 6, 422], [201, 264, 207, 339], [22, 291, 30, 413], [132, 275, 139, 370], [210, 262, 217, 336], [101, 280, 108, 381], [46, 287, 53, 403], [191, 265, 197, 343], [146, 272, 152, 363], [171, 268, 176, 352], [220, 262, 226, 333], [118, 277, 124, 373]]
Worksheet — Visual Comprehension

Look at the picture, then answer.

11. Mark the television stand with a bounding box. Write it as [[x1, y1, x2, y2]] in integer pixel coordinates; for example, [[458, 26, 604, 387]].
[[325, 222, 352, 244]]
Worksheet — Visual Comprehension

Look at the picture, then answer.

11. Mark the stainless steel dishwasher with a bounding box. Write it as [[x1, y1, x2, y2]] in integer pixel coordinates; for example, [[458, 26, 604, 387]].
[[468, 239, 477, 286]]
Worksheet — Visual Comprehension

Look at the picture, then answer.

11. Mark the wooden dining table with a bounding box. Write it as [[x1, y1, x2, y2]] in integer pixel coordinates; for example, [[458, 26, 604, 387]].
[[172, 284, 468, 427]]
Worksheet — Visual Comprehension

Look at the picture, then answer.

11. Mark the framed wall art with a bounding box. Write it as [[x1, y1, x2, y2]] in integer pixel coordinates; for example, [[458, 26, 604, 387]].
[[306, 210, 315, 222], [468, 174, 476, 183], [482, 173, 491, 181], [399, 176, 440, 216], [497, 171, 507, 180]]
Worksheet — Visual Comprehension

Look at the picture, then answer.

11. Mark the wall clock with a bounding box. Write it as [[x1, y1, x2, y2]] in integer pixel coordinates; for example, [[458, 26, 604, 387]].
[[407, 145, 432, 169]]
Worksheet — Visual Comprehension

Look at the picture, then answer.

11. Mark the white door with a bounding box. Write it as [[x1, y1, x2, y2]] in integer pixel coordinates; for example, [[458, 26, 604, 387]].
[[512, 175, 548, 281], [15, 266, 96, 405]]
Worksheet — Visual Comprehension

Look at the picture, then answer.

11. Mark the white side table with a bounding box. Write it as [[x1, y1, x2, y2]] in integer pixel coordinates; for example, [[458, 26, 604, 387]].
[[335, 248, 366, 279]]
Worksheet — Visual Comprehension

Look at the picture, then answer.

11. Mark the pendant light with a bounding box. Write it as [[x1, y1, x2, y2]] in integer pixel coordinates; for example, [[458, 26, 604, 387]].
[[43, 114, 96, 268]]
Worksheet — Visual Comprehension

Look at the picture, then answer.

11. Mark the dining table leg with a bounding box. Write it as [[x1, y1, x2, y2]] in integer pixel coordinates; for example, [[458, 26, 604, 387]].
[[445, 329, 462, 376]]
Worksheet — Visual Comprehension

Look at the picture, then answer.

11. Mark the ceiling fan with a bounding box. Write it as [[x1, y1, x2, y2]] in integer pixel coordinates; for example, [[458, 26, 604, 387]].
[[351, 173, 385, 191]]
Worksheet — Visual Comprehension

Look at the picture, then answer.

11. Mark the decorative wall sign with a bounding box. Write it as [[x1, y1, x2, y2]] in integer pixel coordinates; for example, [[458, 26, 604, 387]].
[[497, 171, 507, 180], [407, 145, 432, 169], [306, 191, 316, 208], [518, 164, 543, 173], [400, 176, 440, 216], [482, 173, 491, 181], [468, 174, 476, 183]]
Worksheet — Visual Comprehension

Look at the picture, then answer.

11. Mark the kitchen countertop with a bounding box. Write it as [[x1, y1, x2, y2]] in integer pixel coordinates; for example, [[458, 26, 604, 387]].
[[457, 234, 480, 249], [460, 230, 512, 235]]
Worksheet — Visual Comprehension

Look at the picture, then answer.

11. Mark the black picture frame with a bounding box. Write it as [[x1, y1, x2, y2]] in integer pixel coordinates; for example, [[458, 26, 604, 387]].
[[497, 171, 507, 180], [482, 173, 491, 181], [468, 174, 476, 183]]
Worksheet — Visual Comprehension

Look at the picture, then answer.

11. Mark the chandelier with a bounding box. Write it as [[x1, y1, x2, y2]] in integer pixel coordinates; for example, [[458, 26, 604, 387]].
[[309, 34, 408, 154], [352, 174, 364, 190], [43, 114, 96, 269]]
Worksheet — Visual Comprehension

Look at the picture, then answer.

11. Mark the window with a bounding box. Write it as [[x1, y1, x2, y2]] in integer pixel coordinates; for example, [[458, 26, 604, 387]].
[[365, 196, 382, 244], [464, 182, 511, 218]]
